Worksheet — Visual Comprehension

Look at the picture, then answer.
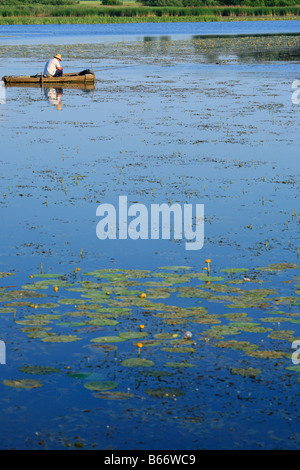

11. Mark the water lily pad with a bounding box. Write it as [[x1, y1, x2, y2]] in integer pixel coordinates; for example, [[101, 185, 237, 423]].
[[154, 333, 179, 340], [145, 387, 184, 398], [203, 325, 240, 338], [0, 272, 15, 278], [164, 362, 195, 368], [94, 391, 134, 400], [193, 317, 221, 324], [198, 275, 225, 282], [245, 350, 286, 359], [121, 358, 154, 367], [220, 268, 249, 274], [118, 331, 149, 340], [177, 287, 207, 298], [3, 379, 42, 389], [27, 331, 55, 339], [67, 372, 92, 379], [0, 290, 46, 302], [58, 298, 86, 305], [0, 307, 16, 313], [36, 303, 59, 309], [162, 318, 190, 325], [230, 322, 271, 333], [84, 380, 118, 391], [19, 365, 60, 375], [214, 340, 259, 352], [267, 330, 295, 341], [90, 336, 126, 343], [33, 273, 64, 278], [285, 365, 300, 372], [140, 370, 173, 378], [158, 266, 192, 271], [230, 367, 262, 378], [41, 334, 81, 343], [161, 346, 195, 353], [257, 263, 299, 272]]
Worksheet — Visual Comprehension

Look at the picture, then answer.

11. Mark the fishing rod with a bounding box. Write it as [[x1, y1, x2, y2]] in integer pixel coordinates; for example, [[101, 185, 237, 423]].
[[90, 64, 138, 72]]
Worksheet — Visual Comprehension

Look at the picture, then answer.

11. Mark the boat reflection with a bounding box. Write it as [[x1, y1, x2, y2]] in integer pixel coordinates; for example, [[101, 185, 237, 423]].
[[4, 82, 95, 110], [44, 87, 63, 110]]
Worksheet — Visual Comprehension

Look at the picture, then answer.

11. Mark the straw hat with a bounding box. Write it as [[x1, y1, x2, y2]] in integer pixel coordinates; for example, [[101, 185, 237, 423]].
[[53, 53, 62, 61]]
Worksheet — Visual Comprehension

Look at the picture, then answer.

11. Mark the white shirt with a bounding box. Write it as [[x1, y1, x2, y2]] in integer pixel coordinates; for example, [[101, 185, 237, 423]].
[[43, 58, 61, 77]]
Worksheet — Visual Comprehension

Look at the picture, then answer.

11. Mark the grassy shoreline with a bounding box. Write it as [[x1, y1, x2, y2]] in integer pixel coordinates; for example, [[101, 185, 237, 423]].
[[0, 4, 299, 24], [0, 15, 299, 24]]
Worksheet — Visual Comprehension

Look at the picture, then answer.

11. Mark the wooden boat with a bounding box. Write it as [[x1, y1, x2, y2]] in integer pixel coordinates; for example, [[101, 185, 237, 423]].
[[2, 71, 95, 85]]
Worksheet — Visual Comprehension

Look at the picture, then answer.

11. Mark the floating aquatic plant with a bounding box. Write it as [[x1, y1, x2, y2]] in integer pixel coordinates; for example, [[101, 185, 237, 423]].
[[121, 358, 154, 368], [19, 365, 60, 375], [84, 381, 118, 391], [145, 387, 185, 398], [230, 367, 262, 378], [3, 379, 42, 389]]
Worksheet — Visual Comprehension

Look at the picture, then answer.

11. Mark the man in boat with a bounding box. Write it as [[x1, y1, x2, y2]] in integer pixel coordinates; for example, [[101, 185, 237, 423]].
[[43, 53, 63, 78]]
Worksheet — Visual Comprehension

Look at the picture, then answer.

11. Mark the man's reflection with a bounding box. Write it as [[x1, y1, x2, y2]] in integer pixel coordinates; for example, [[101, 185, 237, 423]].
[[44, 87, 63, 110]]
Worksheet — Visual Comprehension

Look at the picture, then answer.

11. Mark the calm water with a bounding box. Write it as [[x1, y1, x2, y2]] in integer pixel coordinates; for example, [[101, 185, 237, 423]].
[[0, 21, 299, 450]]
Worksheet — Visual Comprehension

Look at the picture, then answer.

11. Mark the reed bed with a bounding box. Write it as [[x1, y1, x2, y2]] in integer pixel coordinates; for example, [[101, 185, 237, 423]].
[[0, 5, 299, 23]]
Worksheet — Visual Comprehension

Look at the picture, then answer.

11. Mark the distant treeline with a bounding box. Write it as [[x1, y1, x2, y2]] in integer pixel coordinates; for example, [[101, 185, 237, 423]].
[[0, 0, 299, 22], [142, 0, 298, 5], [0, 4, 299, 16], [0, 0, 77, 5]]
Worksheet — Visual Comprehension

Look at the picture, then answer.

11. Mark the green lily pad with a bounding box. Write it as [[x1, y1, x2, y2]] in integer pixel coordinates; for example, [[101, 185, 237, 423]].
[[90, 336, 126, 343], [3, 379, 42, 389], [214, 340, 259, 353], [118, 331, 149, 340], [41, 334, 81, 343], [285, 365, 300, 372], [58, 298, 86, 305], [140, 370, 173, 378], [145, 387, 185, 398], [27, 331, 55, 339], [198, 275, 225, 282], [257, 263, 299, 272], [230, 322, 271, 333], [154, 333, 179, 340], [230, 367, 262, 378], [164, 362, 195, 368], [177, 287, 207, 298], [0, 290, 47, 302], [193, 317, 221, 324], [19, 365, 60, 375], [33, 274, 64, 278], [267, 330, 295, 341], [94, 391, 134, 400], [121, 358, 154, 367], [0, 272, 15, 278], [220, 268, 249, 274], [0, 307, 16, 313], [67, 372, 92, 379], [158, 266, 192, 271], [161, 347, 195, 353], [203, 325, 240, 338], [84, 381, 118, 391], [245, 350, 286, 359], [222, 312, 249, 320]]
